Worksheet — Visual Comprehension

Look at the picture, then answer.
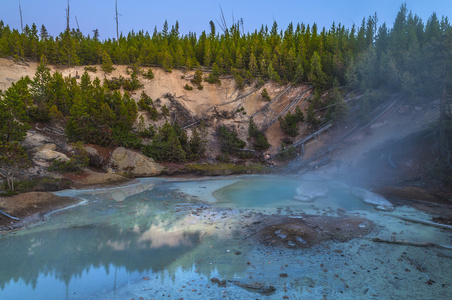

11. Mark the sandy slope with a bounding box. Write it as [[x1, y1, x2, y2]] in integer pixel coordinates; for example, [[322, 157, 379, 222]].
[[0, 58, 317, 158]]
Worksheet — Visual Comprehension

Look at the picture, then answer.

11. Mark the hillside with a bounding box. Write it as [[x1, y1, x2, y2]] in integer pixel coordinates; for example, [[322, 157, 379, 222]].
[[0, 57, 313, 159], [1, 57, 452, 231], [0, 57, 443, 185]]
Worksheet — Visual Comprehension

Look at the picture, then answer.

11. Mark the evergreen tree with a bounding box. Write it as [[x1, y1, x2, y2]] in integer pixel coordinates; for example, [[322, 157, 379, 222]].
[[308, 51, 327, 88], [0, 78, 32, 142], [248, 117, 270, 151], [205, 63, 221, 85], [101, 50, 115, 73], [0, 141, 31, 191], [188, 127, 207, 160], [217, 125, 246, 155], [279, 107, 304, 137]]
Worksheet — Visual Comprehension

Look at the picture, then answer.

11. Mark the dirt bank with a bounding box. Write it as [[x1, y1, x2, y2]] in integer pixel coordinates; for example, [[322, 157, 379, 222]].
[[0, 168, 134, 231], [0, 192, 79, 231]]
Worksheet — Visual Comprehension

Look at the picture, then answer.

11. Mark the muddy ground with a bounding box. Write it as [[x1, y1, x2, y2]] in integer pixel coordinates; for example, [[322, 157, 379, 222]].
[[0, 192, 78, 231]]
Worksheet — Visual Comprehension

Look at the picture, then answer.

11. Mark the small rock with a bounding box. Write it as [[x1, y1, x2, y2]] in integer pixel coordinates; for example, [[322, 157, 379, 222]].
[[279, 273, 288, 278]]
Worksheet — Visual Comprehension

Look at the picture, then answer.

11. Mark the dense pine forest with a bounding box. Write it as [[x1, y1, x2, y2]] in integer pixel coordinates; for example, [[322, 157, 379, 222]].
[[0, 4, 450, 94], [0, 4, 451, 187]]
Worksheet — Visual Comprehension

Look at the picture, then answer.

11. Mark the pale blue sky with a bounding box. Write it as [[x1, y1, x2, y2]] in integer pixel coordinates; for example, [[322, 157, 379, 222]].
[[1, 0, 451, 39]]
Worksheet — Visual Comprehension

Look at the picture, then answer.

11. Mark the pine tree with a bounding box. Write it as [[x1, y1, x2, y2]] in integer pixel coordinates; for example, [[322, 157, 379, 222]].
[[205, 63, 221, 85], [308, 51, 327, 88], [249, 52, 258, 76], [0, 141, 31, 191], [101, 50, 115, 73], [0, 78, 32, 142], [188, 127, 206, 160]]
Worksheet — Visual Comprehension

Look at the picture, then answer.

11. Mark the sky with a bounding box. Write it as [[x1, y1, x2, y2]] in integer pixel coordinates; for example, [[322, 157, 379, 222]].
[[1, 0, 451, 39]]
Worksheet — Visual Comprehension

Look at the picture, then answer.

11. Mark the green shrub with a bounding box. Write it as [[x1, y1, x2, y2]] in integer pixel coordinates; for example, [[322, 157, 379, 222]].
[[104, 76, 125, 90], [137, 92, 158, 120], [216, 153, 230, 162], [253, 133, 270, 151], [123, 71, 143, 91], [84, 66, 97, 72], [277, 144, 297, 161], [144, 68, 154, 79], [161, 105, 170, 117], [49, 142, 89, 173], [143, 122, 186, 162], [279, 106, 305, 137], [191, 69, 203, 85], [261, 88, 271, 101], [205, 63, 221, 85], [111, 127, 142, 149], [306, 104, 320, 126], [139, 124, 156, 138], [184, 84, 193, 90]]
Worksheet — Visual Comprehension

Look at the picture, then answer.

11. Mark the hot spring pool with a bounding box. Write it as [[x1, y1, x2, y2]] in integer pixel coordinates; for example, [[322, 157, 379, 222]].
[[0, 175, 450, 299]]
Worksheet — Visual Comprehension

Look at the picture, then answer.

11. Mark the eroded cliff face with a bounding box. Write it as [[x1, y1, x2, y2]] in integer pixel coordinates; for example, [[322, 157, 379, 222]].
[[0, 57, 315, 159]]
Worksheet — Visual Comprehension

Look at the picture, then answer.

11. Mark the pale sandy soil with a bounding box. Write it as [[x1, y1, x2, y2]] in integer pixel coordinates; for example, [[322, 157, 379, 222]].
[[0, 58, 315, 158]]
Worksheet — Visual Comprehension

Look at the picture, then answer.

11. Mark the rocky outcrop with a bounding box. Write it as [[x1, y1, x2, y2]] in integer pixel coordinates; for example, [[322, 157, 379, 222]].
[[22, 131, 53, 149], [33, 144, 70, 167], [109, 147, 164, 177], [83, 145, 107, 168]]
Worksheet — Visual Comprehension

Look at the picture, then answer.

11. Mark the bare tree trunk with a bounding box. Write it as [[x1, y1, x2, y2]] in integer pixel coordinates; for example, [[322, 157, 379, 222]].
[[116, 0, 119, 42], [19, 0, 23, 32], [440, 61, 447, 160], [75, 15, 80, 32], [66, 0, 70, 31]]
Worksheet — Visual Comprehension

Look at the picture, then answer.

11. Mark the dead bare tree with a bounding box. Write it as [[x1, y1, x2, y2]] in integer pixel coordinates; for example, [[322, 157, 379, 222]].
[[18, 0, 23, 32], [240, 18, 244, 35], [216, 5, 228, 33], [116, 0, 119, 41], [66, 0, 70, 30], [75, 15, 80, 32]]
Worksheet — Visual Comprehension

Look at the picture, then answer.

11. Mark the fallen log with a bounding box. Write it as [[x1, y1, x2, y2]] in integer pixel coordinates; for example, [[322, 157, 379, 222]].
[[181, 116, 208, 129], [0, 209, 20, 221], [372, 238, 452, 250], [250, 83, 294, 116], [266, 123, 332, 160], [387, 215, 452, 230], [219, 84, 266, 106]]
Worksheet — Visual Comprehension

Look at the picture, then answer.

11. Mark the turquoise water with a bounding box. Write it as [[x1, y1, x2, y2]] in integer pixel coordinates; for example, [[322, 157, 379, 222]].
[[213, 176, 370, 211], [0, 176, 451, 299]]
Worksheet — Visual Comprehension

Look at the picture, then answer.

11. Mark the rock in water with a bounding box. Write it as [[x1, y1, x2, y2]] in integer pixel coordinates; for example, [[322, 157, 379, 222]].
[[109, 147, 164, 176]]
